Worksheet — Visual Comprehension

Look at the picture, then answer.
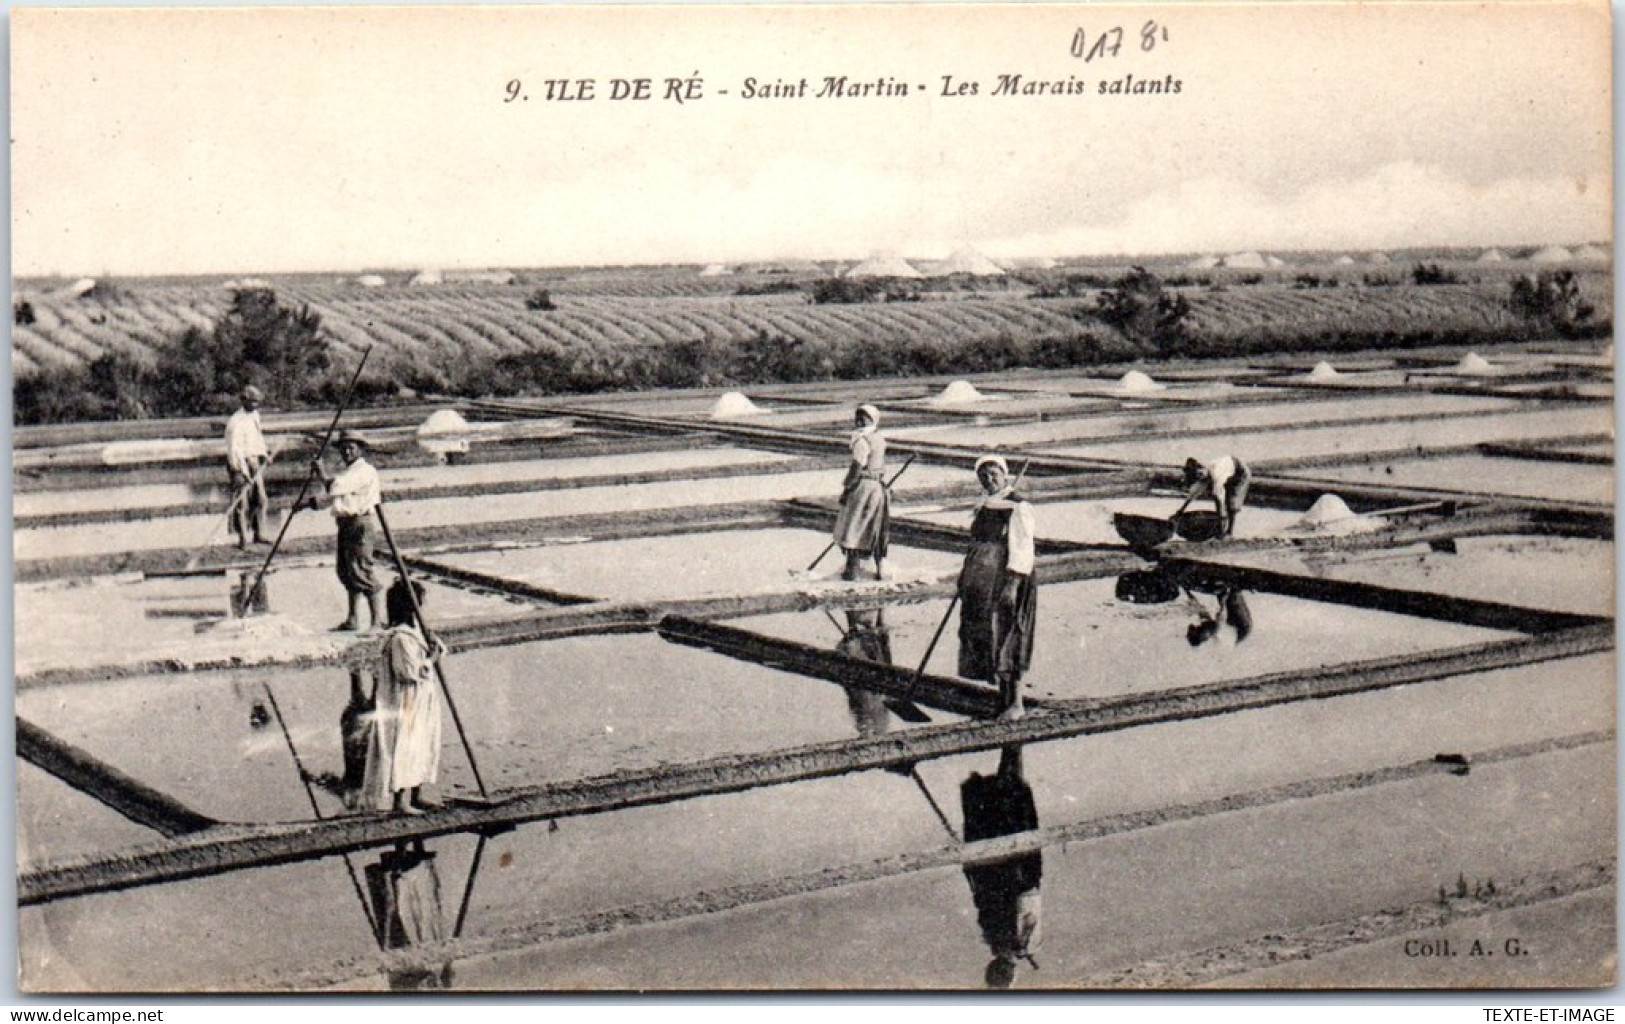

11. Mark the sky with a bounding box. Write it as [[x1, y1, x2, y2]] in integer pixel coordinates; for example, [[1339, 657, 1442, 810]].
[[9, 1, 1615, 276]]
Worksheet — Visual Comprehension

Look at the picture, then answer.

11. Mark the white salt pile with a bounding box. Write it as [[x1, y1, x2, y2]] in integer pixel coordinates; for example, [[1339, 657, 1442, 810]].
[[417, 408, 472, 435], [417, 408, 474, 459], [932, 380, 986, 404], [194, 613, 310, 641], [1297, 493, 1384, 534], [1453, 352, 1495, 375], [1307, 361, 1340, 381], [710, 392, 765, 418], [1299, 493, 1356, 527], [1116, 370, 1164, 393]]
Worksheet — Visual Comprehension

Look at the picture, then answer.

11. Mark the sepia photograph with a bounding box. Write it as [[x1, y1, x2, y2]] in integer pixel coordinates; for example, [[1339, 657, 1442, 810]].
[[8, 1, 1616, 993]]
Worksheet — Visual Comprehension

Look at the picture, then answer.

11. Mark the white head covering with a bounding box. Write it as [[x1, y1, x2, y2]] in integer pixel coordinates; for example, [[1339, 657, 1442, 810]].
[[856, 404, 881, 427], [973, 455, 1009, 476]]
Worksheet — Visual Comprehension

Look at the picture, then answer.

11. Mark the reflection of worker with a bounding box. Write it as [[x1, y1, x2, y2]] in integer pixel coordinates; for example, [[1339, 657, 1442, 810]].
[[363, 839, 454, 990], [224, 385, 271, 549], [832, 405, 889, 582], [338, 667, 382, 812], [1186, 587, 1254, 647], [313, 430, 385, 631], [961, 745, 1042, 989], [836, 606, 894, 737], [958, 456, 1037, 719], [1179, 456, 1251, 538], [364, 578, 447, 816]]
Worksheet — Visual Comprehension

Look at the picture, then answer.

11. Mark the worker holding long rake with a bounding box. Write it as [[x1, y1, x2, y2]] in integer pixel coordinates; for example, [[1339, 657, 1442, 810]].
[[311, 429, 387, 632], [831, 404, 890, 582], [224, 384, 272, 549], [957, 456, 1037, 720]]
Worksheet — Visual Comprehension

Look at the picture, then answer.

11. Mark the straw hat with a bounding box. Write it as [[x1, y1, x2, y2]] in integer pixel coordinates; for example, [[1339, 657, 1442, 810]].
[[335, 429, 370, 449]]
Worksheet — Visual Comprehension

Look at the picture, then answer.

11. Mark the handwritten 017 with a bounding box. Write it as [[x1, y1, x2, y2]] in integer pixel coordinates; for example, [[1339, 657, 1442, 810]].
[[1071, 20, 1170, 60]]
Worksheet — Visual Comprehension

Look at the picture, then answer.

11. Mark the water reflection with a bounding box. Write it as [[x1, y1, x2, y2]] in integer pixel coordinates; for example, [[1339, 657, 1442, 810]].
[[341, 668, 379, 811], [1186, 587, 1253, 648], [961, 745, 1042, 989], [831, 607, 895, 737], [1115, 567, 1253, 648], [363, 839, 455, 990]]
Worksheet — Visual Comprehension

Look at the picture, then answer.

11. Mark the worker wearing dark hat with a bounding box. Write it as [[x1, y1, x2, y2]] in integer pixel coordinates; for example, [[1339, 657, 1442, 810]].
[[313, 430, 385, 631], [224, 384, 271, 549]]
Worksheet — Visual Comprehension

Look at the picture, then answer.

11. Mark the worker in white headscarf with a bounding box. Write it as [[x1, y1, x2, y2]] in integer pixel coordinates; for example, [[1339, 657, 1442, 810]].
[[831, 404, 890, 581], [958, 455, 1037, 718]]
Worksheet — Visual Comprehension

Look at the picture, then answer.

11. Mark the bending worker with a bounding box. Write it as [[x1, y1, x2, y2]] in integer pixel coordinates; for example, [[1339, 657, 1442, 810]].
[[958, 455, 1037, 719], [224, 384, 271, 549], [312, 429, 386, 631], [831, 404, 889, 582], [1178, 454, 1251, 539]]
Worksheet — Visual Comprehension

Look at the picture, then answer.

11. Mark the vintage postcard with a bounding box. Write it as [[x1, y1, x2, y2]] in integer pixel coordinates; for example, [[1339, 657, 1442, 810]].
[[10, 2, 1614, 993]]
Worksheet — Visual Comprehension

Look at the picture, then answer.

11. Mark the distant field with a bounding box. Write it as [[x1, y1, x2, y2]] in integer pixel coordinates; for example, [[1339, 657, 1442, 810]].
[[12, 261, 1612, 382]]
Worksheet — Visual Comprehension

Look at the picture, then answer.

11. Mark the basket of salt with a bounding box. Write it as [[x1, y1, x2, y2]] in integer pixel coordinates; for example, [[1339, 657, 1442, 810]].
[[1113, 512, 1176, 548], [1173, 510, 1225, 542]]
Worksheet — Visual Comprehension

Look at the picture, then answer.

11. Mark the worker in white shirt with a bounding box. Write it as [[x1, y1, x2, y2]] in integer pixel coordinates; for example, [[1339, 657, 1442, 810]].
[[1178, 455, 1252, 538], [312, 430, 386, 631], [224, 385, 271, 549], [958, 456, 1038, 719]]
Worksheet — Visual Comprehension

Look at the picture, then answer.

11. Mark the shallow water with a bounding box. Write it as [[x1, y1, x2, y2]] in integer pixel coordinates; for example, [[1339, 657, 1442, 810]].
[[1305, 455, 1614, 505], [1223, 535, 1616, 618], [432, 527, 963, 602], [16, 762, 162, 867], [20, 651, 1610, 991], [15, 446, 799, 519], [1043, 406, 1612, 467], [452, 744, 1608, 990], [15, 371, 1615, 993], [742, 577, 1516, 702], [889, 393, 1521, 448], [17, 626, 950, 824], [15, 563, 533, 677], [16, 464, 972, 562]]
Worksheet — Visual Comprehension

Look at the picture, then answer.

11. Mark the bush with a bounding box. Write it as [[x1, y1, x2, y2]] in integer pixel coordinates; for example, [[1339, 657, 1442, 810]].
[[149, 288, 332, 412], [1092, 266, 1192, 356], [733, 280, 803, 297], [812, 277, 883, 304], [14, 287, 336, 423], [811, 276, 921, 304], [1028, 272, 1114, 298], [15, 351, 157, 423], [524, 289, 558, 311], [1509, 270, 1599, 338], [1411, 263, 1461, 286], [15, 365, 102, 424], [14, 301, 35, 325]]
